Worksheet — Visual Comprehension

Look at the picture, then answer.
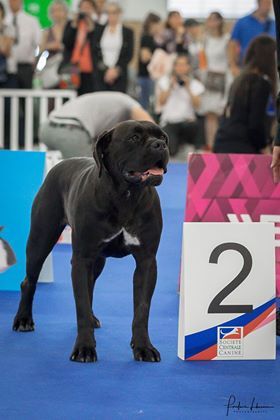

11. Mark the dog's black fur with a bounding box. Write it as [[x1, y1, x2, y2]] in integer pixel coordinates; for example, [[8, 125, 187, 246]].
[[13, 120, 169, 363]]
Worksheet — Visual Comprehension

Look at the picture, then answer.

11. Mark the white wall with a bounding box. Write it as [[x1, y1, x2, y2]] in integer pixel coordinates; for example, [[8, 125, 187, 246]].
[[71, 0, 167, 19], [168, 0, 256, 19], [119, 0, 167, 20]]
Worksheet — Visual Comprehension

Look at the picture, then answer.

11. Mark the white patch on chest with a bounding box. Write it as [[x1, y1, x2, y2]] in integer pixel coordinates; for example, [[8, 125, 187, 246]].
[[103, 228, 140, 246]]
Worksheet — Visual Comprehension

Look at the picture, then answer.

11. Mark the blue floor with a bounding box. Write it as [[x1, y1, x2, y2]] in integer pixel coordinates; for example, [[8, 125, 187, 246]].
[[0, 163, 279, 420]]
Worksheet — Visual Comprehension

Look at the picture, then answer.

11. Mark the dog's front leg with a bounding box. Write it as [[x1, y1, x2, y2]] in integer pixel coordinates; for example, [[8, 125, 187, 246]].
[[131, 255, 161, 362], [70, 254, 97, 363]]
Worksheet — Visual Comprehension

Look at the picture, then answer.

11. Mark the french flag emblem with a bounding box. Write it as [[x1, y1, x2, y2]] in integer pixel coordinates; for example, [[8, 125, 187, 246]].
[[219, 327, 242, 340]]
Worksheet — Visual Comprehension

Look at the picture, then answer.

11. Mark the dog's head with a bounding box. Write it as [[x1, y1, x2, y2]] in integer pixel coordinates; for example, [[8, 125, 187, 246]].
[[93, 120, 169, 187]]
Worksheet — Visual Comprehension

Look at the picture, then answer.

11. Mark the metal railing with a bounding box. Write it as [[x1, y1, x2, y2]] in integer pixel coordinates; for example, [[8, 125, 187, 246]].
[[0, 89, 77, 150]]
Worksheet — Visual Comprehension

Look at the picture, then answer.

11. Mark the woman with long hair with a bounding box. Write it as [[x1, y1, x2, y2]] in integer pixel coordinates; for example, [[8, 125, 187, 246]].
[[137, 12, 163, 110], [40, 0, 68, 58], [200, 11, 230, 150], [163, 10, 188, 54], [213, 35, 276, 154]]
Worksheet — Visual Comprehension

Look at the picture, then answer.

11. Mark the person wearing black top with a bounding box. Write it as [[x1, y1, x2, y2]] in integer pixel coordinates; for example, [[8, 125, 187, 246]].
[[93, 2, 134, 93], [272, 0, 280, 182], [61, 0, 100, 95], [271, 0, 280, 335], [138, 13, 162, 110], [163, 11, 189, 54], [214, 35, 276, 154]]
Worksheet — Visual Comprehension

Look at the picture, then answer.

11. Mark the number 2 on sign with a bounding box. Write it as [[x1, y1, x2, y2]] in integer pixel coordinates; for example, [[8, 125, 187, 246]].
[[208, 242, 253, 314]]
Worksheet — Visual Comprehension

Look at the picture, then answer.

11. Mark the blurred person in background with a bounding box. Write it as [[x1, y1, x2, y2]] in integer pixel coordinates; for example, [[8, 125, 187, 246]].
[[62, 0, 99, 95], [39, 91, 154, 158], [0, 1, 15, 88], [40, 0, 68, 58], [214, 35, 276, 154], [184, 18, 204, 77], [229, 0, 275, 77], [95, 0, 107, 25], [157, 54, 204, 157], [8, 0, 41, 89], [138, 12, 163, 110], [200, 12, 230, 150], [93, 2, 134, 93], [163, 10, 188, 54]]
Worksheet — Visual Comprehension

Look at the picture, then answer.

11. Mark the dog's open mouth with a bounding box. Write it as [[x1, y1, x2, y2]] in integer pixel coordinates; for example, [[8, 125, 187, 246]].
[[124, 162, 166, 183]]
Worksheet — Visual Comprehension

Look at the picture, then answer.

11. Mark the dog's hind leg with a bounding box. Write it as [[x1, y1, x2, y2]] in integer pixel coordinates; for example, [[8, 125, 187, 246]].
[[13, 192, 65, 332], [88, 256, 106, 328]]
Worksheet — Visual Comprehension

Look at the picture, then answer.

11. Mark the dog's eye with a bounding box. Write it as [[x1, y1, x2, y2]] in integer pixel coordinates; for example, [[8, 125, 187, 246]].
[[160, 135, 167, 143], [129, 135, 139, 142]]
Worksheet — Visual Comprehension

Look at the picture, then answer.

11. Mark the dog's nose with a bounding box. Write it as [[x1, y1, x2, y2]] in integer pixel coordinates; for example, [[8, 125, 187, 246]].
[[151, 140, 167, 151]]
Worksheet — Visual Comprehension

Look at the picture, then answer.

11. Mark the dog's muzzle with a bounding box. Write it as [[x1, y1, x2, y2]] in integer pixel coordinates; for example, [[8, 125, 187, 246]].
[[122, 139, 169, 185]]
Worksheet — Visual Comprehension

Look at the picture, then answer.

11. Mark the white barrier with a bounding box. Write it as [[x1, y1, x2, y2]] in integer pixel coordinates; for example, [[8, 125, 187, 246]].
[[0, 89, 77, 150]]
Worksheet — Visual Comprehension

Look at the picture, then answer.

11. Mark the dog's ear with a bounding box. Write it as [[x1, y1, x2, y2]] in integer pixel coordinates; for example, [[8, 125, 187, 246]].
[[93, 129, 113, 177]]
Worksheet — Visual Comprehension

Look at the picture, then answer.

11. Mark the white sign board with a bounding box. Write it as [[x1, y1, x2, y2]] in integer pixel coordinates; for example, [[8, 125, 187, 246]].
[[178, 223, 276, 360]]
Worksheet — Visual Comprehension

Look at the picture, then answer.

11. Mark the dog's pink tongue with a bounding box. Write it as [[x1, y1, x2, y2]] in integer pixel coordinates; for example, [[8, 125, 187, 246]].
[[148, 167, 164, 176]]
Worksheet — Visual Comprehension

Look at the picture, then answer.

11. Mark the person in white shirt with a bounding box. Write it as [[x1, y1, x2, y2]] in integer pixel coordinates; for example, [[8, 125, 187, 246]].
[[158, 54, 205, 156], [8, 0, 41, 88], [93, 2, 134, 93], [0, 1, 15, 88]]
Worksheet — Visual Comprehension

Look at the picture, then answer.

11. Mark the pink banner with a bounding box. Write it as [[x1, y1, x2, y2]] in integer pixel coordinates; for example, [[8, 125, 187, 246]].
[[185, 153, 280, 295]]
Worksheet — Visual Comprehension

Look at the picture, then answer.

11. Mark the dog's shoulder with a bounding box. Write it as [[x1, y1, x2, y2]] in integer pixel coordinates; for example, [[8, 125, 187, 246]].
[[47, 158, 95, 180], [42, 158, 97, 194]]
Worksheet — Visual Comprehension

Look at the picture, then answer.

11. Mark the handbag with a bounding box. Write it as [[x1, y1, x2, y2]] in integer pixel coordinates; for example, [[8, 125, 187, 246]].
[[58, 61, 81, 90], [58, 20, 93, 90], [205, 71, 226, 94]]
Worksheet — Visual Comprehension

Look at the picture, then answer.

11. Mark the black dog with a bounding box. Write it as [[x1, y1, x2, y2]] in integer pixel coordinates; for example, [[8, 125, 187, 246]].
[[13, 120, 169, 363]]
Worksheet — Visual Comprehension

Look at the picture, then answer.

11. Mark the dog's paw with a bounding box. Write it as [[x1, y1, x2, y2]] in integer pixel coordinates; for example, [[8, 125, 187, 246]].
[[70, 345, 97, 363], [132, 345, 161, 362], [13, 315, 34, 332]]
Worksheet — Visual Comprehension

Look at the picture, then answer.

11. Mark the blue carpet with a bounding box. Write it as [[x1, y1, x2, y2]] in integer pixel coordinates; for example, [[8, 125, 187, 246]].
[[0, 163, 279, 420]]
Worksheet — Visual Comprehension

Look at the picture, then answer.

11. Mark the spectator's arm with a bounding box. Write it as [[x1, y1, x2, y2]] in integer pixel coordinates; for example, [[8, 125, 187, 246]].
[[228, 40, 241, 76], [184, 78, 204, 110], [139, 35, 153, 63], [131, 106, 154, 122], [33, 20, 42, 50], [40, 29, 63, 53], [140, 47, 153, 64], [0, 35, 13, 57], [40, 30, 48, 52], [158, 87, 172, 107], [188, 92, 201, 110], [228, 20, 242, 75]]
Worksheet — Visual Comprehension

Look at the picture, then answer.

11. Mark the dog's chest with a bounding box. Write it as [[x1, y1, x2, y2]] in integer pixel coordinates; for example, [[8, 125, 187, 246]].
[[103, 228, 140, 247]]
